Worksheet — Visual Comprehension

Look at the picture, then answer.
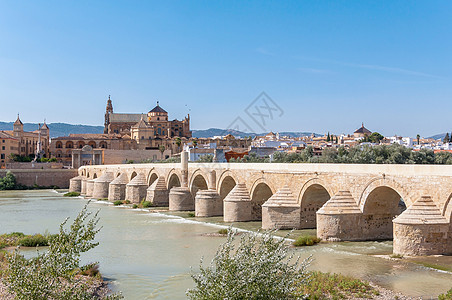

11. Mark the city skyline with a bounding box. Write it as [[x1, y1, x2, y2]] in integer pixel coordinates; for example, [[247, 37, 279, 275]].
[[1, 1, 451, 137]]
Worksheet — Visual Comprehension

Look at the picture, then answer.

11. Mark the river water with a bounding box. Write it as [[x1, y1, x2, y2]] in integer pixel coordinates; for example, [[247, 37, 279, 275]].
[[0, 190, 451, 299]]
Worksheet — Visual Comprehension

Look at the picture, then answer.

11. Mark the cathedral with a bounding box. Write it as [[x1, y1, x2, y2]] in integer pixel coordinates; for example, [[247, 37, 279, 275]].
[[103, 96, 191, 139]]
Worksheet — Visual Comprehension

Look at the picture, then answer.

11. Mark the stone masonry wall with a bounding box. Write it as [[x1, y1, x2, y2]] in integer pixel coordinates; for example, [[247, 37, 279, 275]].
[[0, 169, 77, 188]]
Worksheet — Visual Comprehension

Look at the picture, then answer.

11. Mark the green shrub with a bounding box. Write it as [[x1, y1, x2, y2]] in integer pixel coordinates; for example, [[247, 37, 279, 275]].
[[19, 234, 49, 247], [79, 263, 100, 278], [187, 230, 310, 299], [298, 271, 378, 299], [187, 212, 195, 217], [6, 202, 123, 299], [293, 235, 321, 247], [63, 192, 80, 197], [218, 228, 228, 235], [141, 201, 153, 208], [0, 171, 17, 190], [132, 204, 138, 209], [124, 200, 131, 204], [113, 200, 123, 206], [439, 288, 452, 300], [0, 241, 7, 249]]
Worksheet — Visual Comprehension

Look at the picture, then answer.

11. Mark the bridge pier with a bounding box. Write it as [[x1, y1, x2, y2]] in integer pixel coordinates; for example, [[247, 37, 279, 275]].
[[93, 172, 114, 199], [393, 196, 451, 256], [316, 191, 363, 241], [146, 177, 169, 206], [169, 187, 194, 211], [262, 186, 300, 229], [108, 173, 128, 202], [224, 183, 252, 222], [125, 173, 147, 204], [195, 190, 222, 217], [85, 179, 95, 198], [69, 176, 83, 193], [80, 177, 87, 195]]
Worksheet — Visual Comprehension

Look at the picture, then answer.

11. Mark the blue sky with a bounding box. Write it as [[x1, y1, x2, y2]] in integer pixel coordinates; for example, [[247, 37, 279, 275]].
[[0, 1, 451, 137]]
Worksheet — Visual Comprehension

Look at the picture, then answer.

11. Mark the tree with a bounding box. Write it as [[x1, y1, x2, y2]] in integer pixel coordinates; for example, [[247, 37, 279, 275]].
[[444, 133, 450, 143], [187, 230, 310, 300], [159, 145, 166, 160], [335, 136, 338, 144], [369, 132, 384, 143], [416, 134, 420, 145], [192, 139, 198, 148], [175, 137, 182, 150], [6, 202, 122, 299], [0, 171, 17, 190], [326, 132, 330, 142]]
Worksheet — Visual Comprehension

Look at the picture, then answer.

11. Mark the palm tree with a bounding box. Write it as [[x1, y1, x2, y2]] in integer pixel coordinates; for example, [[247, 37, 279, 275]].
[[159, 145, 165, 160], [175, 137, 181, 151]]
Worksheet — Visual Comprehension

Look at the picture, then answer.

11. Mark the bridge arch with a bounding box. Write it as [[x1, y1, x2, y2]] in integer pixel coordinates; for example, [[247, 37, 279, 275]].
[[217, 170, 238, 200], [147, 169, 159, 186], [361, 183, 407, 240], [250, 179, 275, 221], [218, 175, 237, 201], [190, 170, 209, 197], [358, 177, 412, 210], [298, 178, 332, 229], [93, 173, 98, 179], [166, 169, 182, 190], [130, 171, 137, 181], [443, 193, 452, 222]]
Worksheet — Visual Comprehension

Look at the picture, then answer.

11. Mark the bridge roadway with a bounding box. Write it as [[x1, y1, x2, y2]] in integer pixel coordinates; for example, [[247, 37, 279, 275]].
[[69, 154, 452, 256]]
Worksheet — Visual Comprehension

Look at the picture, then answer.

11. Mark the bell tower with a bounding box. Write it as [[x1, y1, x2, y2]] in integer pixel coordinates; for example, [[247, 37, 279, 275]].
[[104, 95, 113, 134]]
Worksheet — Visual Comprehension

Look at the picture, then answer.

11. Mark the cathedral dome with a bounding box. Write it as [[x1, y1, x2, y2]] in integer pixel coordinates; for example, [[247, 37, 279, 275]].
[[149, 101, 167, 114]]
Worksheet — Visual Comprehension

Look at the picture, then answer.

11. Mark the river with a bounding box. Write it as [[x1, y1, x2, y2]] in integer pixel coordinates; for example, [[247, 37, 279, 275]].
[[0, 190, 451, 299]]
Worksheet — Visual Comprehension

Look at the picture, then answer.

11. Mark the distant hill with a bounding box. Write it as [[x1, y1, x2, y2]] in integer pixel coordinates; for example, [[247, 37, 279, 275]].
[[192, 128, 319, 138], [429, 133, 448, 140], [0, 121, 319, 139], [0, 122, 104, 138]]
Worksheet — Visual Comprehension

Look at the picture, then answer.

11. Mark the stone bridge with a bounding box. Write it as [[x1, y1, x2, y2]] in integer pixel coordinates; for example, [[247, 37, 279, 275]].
[[69, 154, 452, 256]]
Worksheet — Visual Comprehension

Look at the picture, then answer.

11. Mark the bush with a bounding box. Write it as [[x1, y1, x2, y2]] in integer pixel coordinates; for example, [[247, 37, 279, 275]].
[[218, 228, 228, 235], [18, 234, 49, 247], [187, 212, 195, 217], [439, 288, 452, 300], [132, 204, 138, 209], [187, 230, 310, 299], [298, 271, 378, 299], [293, 235, 321, 247], [113, 200, 123, 206], [0, 171, 17, 190], [124, 200, 131, 204], [5, 202, 123, 299], [141, 201, 153, 208], [63, 192, 80, 197]]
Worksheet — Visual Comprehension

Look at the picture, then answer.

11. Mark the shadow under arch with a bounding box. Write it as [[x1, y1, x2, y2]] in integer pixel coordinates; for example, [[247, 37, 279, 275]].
[[130, 171, 137, 181], [218, 174, 237, 201], [168, 173, 181, 190], [190, 174, 208, 197], [250, 180, 274, 221], [361, 185, 406, 240], [442, 193, 452, 223], [147, 170, 159, 186], [299, 183, 331, 229]]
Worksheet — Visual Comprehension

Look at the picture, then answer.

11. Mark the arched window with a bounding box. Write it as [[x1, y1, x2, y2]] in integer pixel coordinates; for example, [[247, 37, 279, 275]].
[[56, 141, 63, 148]]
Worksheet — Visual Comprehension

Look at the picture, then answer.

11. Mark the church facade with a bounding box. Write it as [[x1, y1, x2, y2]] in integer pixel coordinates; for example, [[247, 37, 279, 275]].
[[103, 96, 191, 139]]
